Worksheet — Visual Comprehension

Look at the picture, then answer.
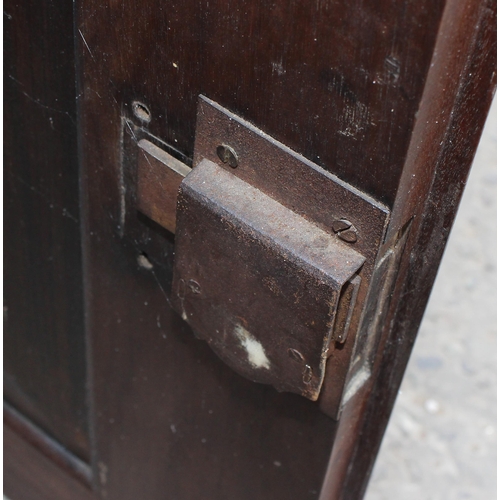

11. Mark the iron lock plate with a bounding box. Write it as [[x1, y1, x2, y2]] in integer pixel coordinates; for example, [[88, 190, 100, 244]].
[[172, 159, 365, 400], [131, 96, 390, 414]]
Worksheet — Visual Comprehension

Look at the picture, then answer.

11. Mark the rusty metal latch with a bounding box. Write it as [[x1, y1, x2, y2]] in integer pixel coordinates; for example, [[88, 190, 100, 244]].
[[172, 158, 364, 400], [132, 96, 389, 416]]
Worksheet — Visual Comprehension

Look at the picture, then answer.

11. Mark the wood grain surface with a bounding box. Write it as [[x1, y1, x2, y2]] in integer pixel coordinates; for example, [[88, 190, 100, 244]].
[[4, 0, 495, 498], [76, 0, 495, 497], [4, 0, 89, 461], [4, 423, 95, 500], [321, 0, 496, 497]]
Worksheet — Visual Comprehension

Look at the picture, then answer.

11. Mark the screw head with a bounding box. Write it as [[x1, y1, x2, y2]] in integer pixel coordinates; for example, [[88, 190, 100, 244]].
[[287, 348, 305, 362], [332, 219, 352, 233], [188, 279, 201, 294], [216, 144, 238, 168], [338, 229, 358, 243], [131, 101, 152, 123], [302, 365, 313, 384], [332, 219, 358, 243]]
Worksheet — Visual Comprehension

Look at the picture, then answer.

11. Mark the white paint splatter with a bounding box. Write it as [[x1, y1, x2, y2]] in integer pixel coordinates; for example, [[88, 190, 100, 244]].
[[234, 325, 270, 370], [137, 253, 153, 270]]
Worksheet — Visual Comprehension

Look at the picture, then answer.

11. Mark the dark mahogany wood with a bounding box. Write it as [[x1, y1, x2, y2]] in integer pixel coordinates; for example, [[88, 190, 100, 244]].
[[4, 423, 95, 500], [4, 403, 92, 487], [4, 0, 89, 461], [4, 0, 496, 497], [321, 0, 496, 498], [78, 0, 446, 207], [75, 0, 495, 496]]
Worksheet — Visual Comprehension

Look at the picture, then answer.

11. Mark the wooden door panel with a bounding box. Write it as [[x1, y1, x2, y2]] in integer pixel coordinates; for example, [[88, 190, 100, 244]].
[[4, 424, 95, 500], [4, 0, 496, 498], [79, 0, 445, 206], [321, 1, 496, 496], [4, 0, 89, 461]]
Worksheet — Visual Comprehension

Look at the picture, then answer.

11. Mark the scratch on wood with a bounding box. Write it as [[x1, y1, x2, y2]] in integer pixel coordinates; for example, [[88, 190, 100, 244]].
[[8, 74, 76, 125], [118, 116, 127, 234], [338, 101, 371, 138], [6, 169, 78, 223], [78, 29, 96, 61]]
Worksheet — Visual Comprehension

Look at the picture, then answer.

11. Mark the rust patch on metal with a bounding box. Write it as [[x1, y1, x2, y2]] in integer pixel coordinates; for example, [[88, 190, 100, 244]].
[[186, 97, 390, 416], [194, 96, 389, 263], [172, 160, 365, 400]]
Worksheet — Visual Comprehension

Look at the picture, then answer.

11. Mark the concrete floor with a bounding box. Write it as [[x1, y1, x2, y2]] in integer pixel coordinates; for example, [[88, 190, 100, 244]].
[[365, 98, 497, 500]]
